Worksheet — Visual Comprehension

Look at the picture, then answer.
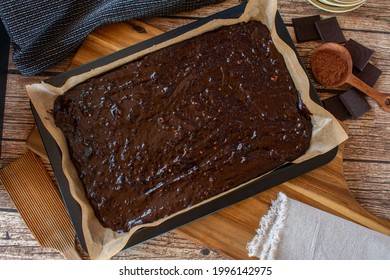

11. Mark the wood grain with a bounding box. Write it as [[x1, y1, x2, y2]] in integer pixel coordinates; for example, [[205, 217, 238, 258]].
[[68, 20, 164, 69], [1, 0, 389, 259], [0, 152, 81, 259]]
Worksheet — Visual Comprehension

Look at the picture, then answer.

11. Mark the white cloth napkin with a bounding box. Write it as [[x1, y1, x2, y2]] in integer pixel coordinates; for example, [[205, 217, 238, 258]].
[[247, 192, 390, 260]]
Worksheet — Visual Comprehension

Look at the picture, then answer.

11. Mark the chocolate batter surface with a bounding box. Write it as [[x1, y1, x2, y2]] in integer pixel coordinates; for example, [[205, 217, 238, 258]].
[[53, 21, 312, 232]]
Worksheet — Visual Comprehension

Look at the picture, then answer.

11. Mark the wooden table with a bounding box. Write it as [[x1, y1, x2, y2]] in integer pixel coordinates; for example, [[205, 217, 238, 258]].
[[0, 0, 389, 259]]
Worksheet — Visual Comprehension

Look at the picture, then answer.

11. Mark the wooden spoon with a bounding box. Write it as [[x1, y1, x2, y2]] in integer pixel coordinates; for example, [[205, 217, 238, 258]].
[[311, 42, 390, 113]]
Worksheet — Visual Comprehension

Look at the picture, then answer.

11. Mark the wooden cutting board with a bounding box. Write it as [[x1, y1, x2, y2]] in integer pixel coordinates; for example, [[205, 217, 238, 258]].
[[45, 19, 390, 259]]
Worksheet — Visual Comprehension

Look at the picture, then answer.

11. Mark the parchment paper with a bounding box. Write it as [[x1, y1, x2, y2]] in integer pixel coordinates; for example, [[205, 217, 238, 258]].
[[26, 0, 348, 259]]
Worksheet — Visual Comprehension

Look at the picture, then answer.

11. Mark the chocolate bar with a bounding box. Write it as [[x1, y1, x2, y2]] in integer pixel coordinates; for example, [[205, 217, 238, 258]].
[[345, 39, 374, 71], [315, 17, 346, 44], [340, 89, 371, 118], [292, 15, 321, 43], [322, 95, 351, 121], [353, 62, 382, 87]]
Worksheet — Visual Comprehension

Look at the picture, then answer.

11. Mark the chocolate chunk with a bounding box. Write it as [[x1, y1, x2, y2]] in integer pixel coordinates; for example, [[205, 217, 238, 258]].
[[292, 15, 321, 43], [353, 62, 382, 87], [339, 89, 371, 118], [322, 95, 351, 121], [315, 17, 346, 43], [345, 39, 374, 71]]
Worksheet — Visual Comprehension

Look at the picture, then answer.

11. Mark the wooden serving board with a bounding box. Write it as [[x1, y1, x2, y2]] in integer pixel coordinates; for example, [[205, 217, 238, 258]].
[[40, 19, 390, 259]]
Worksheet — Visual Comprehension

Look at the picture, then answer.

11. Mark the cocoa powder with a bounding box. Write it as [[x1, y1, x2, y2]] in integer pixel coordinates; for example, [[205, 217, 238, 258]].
[[312, 50, 349, 86]]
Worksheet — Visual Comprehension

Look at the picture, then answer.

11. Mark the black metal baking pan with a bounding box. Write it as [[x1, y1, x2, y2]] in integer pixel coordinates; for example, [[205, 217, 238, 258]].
[[32, 2, 338, 253]]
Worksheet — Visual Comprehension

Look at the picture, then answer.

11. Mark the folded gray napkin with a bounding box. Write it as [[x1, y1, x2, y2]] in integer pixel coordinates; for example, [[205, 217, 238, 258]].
[[0, 0, 224, 76], [247, 192, 390, 260]]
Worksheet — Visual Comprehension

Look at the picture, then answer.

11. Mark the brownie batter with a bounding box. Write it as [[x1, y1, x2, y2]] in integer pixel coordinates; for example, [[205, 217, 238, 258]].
[[53, 21, 312, 233]]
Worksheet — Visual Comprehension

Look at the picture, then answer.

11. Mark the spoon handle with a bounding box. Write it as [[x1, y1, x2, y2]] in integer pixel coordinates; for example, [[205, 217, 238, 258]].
[[347, 74, 390, 113]]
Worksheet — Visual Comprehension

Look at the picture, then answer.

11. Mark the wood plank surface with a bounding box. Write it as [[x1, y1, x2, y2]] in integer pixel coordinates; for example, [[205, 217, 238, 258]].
[[1, 0, 389, 259]]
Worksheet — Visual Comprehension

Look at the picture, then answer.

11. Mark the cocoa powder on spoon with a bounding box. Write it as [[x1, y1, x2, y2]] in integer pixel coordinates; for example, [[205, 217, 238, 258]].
[[311, 50, 349, 86]]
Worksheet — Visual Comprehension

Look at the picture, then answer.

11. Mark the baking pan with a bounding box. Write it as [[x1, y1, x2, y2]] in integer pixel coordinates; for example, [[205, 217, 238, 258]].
[[32, 3, 338, 253]]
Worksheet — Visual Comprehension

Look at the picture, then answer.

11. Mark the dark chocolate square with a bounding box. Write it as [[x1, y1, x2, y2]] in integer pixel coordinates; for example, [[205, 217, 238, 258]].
[[292, 15, 321, 43], [339, 89, 371, 118], [315, 17, 346, 44], [352, 62, 382, 87], [322, 95, 351, 121], [345, 39, 374, 71]]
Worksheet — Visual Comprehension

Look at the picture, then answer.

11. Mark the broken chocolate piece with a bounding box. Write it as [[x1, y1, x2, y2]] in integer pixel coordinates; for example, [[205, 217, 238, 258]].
[[339, 89, 371, 118], [353, 62, 382, 87], [322, 95, 351, 121], [315, 17, 346, 43], [292, 15, 321, 43], [345, 39, 374, 71]]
